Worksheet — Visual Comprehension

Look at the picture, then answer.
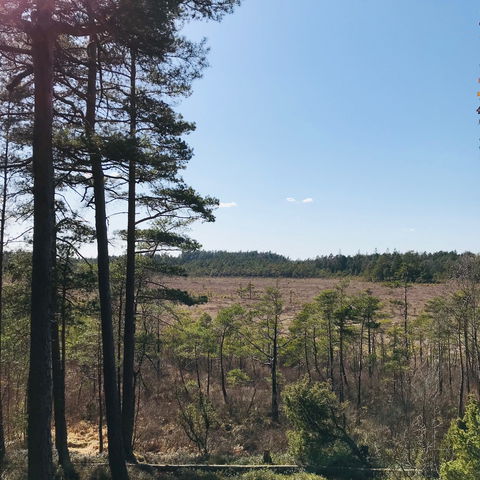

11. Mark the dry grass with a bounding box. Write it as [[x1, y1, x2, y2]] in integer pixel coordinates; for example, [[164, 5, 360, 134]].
[[68, 422, 106, 456], [163, 276, 449, 322]]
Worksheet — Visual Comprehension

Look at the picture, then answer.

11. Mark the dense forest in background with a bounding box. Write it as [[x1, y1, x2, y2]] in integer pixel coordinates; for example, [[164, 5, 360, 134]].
[[160, 250, 466, 282]]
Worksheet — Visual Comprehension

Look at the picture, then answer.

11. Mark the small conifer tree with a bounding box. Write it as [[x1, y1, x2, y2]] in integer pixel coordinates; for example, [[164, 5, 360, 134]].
[[440, 396, 480, 480]]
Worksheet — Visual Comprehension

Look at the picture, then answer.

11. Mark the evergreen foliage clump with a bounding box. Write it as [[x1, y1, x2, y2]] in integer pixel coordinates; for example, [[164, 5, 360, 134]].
[[440, 397, 480, 480], [283, 378, 370, 472]]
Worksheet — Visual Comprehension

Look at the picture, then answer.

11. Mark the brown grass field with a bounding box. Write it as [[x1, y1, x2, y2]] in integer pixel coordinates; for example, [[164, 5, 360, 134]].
[[163, 276, 451, 322]]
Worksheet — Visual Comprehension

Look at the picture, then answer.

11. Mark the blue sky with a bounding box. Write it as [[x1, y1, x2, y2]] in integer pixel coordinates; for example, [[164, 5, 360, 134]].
[[170, 0, 480, 259]]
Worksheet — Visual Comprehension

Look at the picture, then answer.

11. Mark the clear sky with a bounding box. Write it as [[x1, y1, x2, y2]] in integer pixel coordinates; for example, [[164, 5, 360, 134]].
[[171, 0, 480, 259]]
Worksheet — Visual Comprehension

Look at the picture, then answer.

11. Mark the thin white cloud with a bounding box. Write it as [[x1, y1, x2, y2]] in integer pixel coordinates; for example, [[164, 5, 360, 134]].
[[219, 202, 238, 208], [302, 198, 314, 203], [286, 197, 297, 203]]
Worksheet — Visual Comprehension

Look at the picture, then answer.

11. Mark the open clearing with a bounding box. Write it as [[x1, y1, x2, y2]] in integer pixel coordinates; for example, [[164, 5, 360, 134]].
[[163, 276, 450, 322]]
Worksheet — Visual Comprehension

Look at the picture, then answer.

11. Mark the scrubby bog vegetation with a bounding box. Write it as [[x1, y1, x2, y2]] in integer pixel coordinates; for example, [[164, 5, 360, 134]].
[[1, 251, 480, 479]]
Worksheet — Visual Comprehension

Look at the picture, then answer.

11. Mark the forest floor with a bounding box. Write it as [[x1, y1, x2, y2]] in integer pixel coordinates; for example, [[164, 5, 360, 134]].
[[163, 276, 449, 322], [1, 452, 327, 480]]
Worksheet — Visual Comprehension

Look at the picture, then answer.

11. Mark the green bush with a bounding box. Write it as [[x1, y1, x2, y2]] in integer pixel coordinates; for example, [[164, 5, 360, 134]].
[[440, 397, 480, 480], [177, 389, 217, 458], [226, 368, 251, 387], [283, 378, 370, 473]]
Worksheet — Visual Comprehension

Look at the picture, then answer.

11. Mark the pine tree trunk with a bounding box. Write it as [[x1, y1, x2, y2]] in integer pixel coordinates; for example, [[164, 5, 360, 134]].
[[327, 316, 335, 387], [97, 337, 104, 454], [0, 96, 11, 466], [339, 321, 350, 403], [271, 316, 279, 422], [219, 332, 228, 404], [117, 285, 123, 397], [458, 324, 465, 416], [312, 327, 323, 380], [356, 320, 365, 418], [52, 278, 76, 478], [304, 330, 312, 381], [122, 48, 137, 463], [86, 36, 129, 480], [52, 256, 78, 479], [27, 4, 55, 478]]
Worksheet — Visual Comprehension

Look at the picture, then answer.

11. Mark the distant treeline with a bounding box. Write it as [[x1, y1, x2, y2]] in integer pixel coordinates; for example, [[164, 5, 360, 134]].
[[159, 250, 471, 283]]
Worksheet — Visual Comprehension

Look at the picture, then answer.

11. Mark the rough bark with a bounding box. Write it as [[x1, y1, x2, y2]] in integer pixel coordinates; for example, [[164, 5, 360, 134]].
[[122, 48, 137, 463], [97, 338, 104, 454], [86, 35, 129, 480], [0, 97, 11, 466], [52, 254, 76, 479], [27, 2, 56, 478]]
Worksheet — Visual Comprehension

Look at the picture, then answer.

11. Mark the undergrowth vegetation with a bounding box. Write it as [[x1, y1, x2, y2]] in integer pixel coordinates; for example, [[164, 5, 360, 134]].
[[1, 252, 480, 477]]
